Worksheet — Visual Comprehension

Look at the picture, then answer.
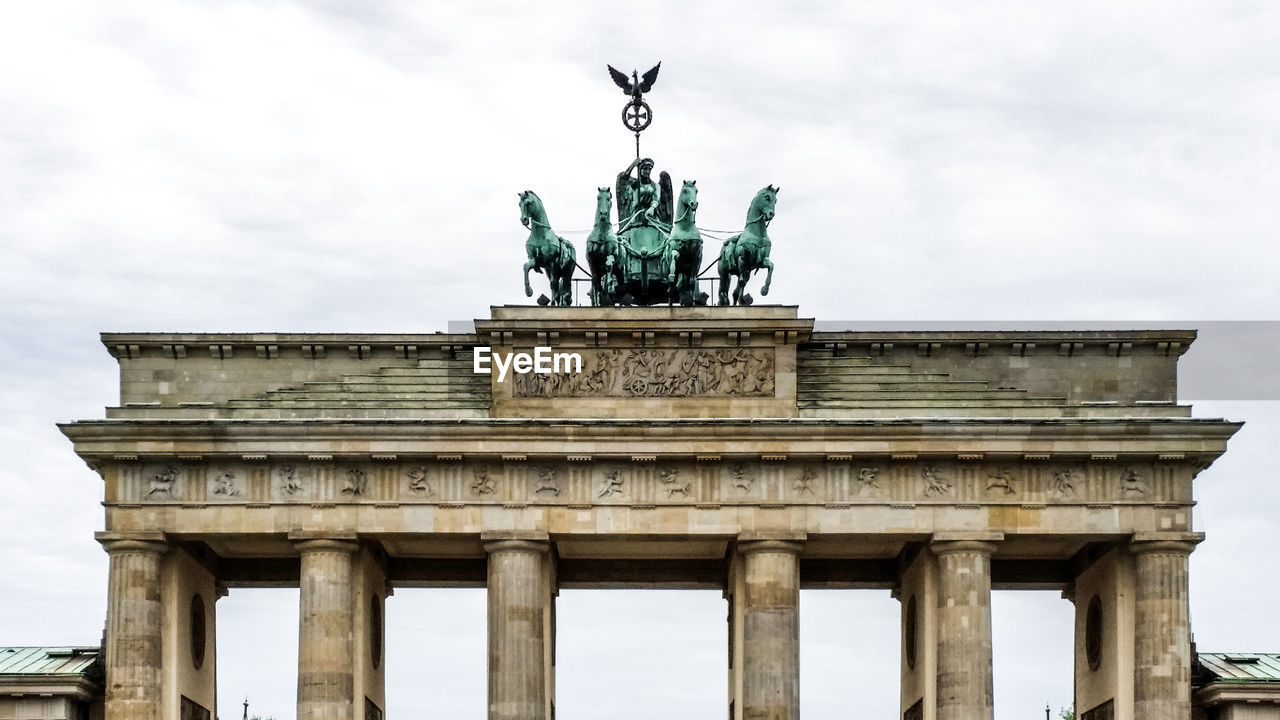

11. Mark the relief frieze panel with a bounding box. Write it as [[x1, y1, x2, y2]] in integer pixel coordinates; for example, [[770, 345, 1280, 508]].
[[109, 457, 1189, 506], [511, 347, 775, 398]]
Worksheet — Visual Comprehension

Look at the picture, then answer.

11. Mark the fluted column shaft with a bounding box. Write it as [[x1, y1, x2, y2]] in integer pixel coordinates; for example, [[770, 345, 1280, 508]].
[[741, 540, 802, 720], [297, 539, 358, 720], [486, 539, 550, 720], [102, 539, 167, 720], [933, 540, 996, 720], [1132, 539, 1196, 720]]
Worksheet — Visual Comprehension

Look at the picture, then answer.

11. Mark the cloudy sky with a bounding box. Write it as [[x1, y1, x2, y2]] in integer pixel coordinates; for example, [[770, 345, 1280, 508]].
[[2, 2, 1279, 718]]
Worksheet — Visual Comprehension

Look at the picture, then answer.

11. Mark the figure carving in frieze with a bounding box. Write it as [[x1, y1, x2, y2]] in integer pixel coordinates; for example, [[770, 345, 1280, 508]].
[[278, 465, 304, 495], [598, 469, 625, 498], [729, 463, 753, 494], [147, 465, 179, 498], [857, 467, 882, 495], [794, 467, 817, 495], [512, 348, 774, 398], [533, 467, 561, 497], [921, 466, 952, 497], [659, 468, 690, 498], [1050, 468, 1077, 498], [471, 466, 496, 496], [341, 468, 367, 496], [212, 471, 240, 496], [1119, 468, 1148, 495], [407, 467, 434, 496], [986, 467, 1018, 496]]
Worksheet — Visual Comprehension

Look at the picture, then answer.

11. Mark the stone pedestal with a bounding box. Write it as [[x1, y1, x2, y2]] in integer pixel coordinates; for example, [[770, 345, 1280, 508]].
[[739, 539, 802, 720], [101, 537, 167, 720], [932, 539, 997, 720], [296, 538, 359, 720], [485, 538, 552, 720], [1132, 536, 1199, 720]]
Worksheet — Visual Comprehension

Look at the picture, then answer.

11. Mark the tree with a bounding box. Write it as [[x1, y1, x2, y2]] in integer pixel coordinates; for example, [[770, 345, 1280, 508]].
[[1059, 708, 1076, 720]]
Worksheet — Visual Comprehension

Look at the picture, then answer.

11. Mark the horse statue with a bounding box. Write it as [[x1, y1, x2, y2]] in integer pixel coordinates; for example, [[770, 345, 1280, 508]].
[[667, 180, 703, 306], [717, 185, 778, 306], [519, 190, 576, 306], [585, 187, 622, 306]]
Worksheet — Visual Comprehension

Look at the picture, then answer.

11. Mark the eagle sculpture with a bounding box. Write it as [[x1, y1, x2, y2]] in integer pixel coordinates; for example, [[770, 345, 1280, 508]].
[[607, 62, 661, 102]]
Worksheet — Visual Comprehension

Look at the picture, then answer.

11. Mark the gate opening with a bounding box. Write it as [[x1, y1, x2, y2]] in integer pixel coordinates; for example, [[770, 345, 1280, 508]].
[[557, 589, 724, 720], [801, 589, 899, 718]]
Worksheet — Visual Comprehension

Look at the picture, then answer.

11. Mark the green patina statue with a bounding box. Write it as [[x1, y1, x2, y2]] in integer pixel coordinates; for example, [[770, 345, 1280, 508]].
[[585, 187, 622, 306], [666, 180, 702, 306], [718, 185, 778, 306], [519, 190, 576, 306]]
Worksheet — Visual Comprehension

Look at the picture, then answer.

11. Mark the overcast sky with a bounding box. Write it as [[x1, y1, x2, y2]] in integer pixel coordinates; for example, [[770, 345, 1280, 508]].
[[2, 2, 1279, 719]]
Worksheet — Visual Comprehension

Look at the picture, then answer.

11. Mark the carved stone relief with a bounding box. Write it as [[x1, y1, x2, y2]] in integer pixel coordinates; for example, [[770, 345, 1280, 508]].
[[791, 467, 816, 496], [598, 469, 625, 498], [856, 467, 882, 496], [210, 470, 241, 497], [406, 466, 434, 496], [728, 463, 754, 495], [147, 465, 180, 499], [341, 468, 368, 496], [1119, 468, 1148, 496], [471, 466, 495, 496], [1050, 467, 1078, 499], [533, 466, 562, 497], [658, 468, 690, 498], [985, 467, 1017, 496], [512, 348, 775, 398], [921, 466, 952, 497]]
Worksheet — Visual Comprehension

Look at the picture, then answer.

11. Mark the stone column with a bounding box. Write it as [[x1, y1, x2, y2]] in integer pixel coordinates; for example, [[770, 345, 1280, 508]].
[[486, 537, 551, 720], [296, 538, 358, 720], [932, 539, 997, 720], [1131, 535, 1200, 720], [740, 539, 802, 720], [100, 536, 167, 720]]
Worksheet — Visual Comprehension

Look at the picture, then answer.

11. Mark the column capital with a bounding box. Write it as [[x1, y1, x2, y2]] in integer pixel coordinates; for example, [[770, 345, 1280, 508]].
[[95, 531, 167, 555], [484, 538, 551, 555], [482, 530, 550, 555], [292, 537, 360, 554], [1130, 532, 1203, 556], [738, 538, 804, 556], [737, 531, 806, 556], [930, 533, 1001, 557]]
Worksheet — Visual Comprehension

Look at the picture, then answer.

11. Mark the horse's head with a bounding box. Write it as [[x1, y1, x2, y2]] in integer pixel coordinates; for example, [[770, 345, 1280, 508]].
[[679, 179, 699, 212], [595, 186, 612, 219], [751, 185, 779, 223], [519, 190, 544, 229]]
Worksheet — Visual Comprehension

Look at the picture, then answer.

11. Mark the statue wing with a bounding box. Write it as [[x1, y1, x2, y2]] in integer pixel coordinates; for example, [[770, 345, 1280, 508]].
[[607, 65, 633, 94], [639, 62, 661, 93], [657, 171, 674, 225], [615, 171, 632, 224]]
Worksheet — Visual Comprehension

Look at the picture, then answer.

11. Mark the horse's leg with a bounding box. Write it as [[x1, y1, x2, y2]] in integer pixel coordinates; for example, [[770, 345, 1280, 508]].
[[523, 259, 537, 297], [761, 258, 775, 296], [718, 259, 731, 305], [733, 247, 751, 304]]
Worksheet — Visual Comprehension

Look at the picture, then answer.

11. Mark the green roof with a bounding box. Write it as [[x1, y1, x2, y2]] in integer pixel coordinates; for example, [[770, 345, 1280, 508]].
[[1199, 653, 1280, 682], [0, 647, 101, 677]]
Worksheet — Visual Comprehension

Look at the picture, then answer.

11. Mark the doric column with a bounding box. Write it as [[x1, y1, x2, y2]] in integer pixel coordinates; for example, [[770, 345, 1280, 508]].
[[740, 538, 802, 720], [100, 536, 167, 720], [296, 538, 359, 720], [485, 537, 551, 720], [1131, 534, 1200, 720], [932, 538, 997, 720]]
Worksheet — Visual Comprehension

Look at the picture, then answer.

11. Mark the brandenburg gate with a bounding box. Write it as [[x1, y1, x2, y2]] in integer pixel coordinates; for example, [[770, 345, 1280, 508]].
[[61, 306, 1239, 719]]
